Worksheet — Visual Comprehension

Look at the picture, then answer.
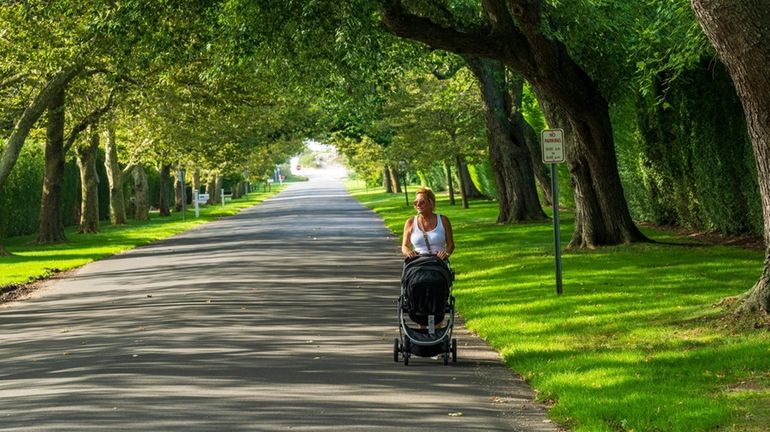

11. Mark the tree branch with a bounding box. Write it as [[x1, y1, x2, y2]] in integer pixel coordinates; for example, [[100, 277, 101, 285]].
[[120, 163, 137, 179], [381, 2, 506, 61], [482, 0, 517, 34], [63, 89, 117, 154], [0, 72, 28, 89], [0, 64, 83, 191], [431, 61, 464, 80]]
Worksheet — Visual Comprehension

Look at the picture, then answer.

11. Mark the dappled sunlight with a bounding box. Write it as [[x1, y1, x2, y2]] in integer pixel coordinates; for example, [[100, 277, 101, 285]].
[[0, 181, 559, 431], [351, 187, 770, 431]]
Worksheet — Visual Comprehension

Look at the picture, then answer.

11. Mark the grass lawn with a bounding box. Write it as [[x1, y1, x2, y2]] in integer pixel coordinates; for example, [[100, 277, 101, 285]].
[[348, 181, 770, 432], [0, 186, 284, 289]]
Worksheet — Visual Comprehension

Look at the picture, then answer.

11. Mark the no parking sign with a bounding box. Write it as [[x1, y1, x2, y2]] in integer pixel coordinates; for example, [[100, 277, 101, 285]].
[[541, 129, 565, 295], [541, 129, 565, 163]]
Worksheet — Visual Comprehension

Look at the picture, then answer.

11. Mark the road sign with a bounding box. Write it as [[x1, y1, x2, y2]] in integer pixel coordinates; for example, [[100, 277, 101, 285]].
[[541, 129, 565, 163], [541, 128, 565, 295]]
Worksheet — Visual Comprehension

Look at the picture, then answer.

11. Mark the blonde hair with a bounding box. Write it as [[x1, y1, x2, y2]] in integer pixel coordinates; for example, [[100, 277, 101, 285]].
[[415, 186, 436, 207]]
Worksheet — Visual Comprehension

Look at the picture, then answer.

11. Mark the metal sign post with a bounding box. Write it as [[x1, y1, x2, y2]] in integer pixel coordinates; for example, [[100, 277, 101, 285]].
[[541, 129, 565, 295]]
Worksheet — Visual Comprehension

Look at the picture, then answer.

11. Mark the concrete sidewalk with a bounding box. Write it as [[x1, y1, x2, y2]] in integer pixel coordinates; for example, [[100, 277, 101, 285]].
[[0, 175, 560, 431]]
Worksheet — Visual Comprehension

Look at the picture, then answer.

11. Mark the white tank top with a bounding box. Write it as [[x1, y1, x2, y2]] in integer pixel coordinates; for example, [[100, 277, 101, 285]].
[[410, 214, 446, 254]]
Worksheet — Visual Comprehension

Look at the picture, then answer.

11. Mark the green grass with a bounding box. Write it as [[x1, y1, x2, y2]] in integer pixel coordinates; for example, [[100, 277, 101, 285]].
[[0, 187, 284, 288], [348, 181, 770, 432]]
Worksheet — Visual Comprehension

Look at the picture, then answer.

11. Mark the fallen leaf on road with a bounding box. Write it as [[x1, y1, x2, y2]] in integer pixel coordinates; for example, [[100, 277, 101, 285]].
[[448, 412, 463, 417], [206, 299, 213, 303]]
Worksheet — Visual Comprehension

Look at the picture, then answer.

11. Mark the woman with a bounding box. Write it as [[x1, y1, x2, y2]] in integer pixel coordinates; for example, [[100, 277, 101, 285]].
[[401, 186, 454, 260]]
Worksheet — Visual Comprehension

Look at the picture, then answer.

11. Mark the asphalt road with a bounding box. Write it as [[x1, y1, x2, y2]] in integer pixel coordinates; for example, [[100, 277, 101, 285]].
[[0, 173, 560, 431]]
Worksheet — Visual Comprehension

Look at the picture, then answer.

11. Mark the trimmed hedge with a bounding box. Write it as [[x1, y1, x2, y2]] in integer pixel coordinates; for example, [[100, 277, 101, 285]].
[[1, 142, 124, 238], [0, 143, 46, 237], [619, 60, 761, 234]]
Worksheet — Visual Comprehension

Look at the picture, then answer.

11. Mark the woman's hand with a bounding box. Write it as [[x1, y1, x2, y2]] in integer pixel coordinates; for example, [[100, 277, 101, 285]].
[[402, 246, 418, 257], [436, 250, 450, 260]]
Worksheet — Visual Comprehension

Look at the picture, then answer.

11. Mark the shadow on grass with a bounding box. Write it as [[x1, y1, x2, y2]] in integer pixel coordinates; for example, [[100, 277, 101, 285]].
[[351, 187, 770, 431], [0, 191, 282, 288]]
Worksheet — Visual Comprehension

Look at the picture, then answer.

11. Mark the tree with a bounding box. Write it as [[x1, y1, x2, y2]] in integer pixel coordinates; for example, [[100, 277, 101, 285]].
[[72, 85, 117, 234], [381, 0, 647, 247], [334, 135, 385, 186], [0, 66, 82, 253], [37, 76, 114, 243], [383, 67, 487, 207], [37, 86, 67, 244], [76, 125, 101, 233], [690, 0, 770, 314], [0, 66, 83, 193], [103, 121, 133, 225], [466, 56, 547, 222]]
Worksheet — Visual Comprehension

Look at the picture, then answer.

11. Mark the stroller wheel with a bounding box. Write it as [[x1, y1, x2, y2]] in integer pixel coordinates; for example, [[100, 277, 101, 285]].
[[393, 338, 400, 362], [451, 338, 457, 362], [403, 339, 411, 366], [443, 352, 449, 365]]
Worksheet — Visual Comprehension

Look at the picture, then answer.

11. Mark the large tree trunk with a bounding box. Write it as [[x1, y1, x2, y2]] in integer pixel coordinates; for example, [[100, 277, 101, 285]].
[[520, 114, 552, 206], [158, 163, 171, 216], [132, 165, 150, 221], [467, 57, 547, 223], [0, 66, 81, 193], [383, 0, 646, 246], [691, 0, 770, 314], [76, 125, 100, 233], [444, 161, 456, 205], [104, 124, 128, 225], [534, 89, 606, 247], [36, 86, 67, 244], [509, 76, 552, 206]]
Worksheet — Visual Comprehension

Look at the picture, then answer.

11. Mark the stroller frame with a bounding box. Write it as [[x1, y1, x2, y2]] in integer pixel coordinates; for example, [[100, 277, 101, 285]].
[[393, 255, 457, 366]]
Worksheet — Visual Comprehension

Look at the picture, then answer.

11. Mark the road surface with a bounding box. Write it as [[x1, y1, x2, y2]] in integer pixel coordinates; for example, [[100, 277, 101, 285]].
[[0, 172, 560, 431]]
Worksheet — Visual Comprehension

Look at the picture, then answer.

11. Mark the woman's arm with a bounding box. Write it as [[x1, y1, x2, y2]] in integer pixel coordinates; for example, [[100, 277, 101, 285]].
[[401, 218, 416, 257], [442, 215, 455, 257]]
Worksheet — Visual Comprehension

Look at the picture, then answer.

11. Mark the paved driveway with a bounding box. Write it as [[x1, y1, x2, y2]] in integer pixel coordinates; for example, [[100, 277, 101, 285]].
[[0, 175, 560, 431]]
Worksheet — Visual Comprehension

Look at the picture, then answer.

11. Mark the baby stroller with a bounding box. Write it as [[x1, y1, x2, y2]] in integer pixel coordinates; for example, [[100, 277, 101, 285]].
[[393, 254, 457, 365]]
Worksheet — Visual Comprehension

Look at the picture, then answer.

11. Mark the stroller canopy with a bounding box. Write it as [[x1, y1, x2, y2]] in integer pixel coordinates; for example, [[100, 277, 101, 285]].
[[402, 255, 452, 324]]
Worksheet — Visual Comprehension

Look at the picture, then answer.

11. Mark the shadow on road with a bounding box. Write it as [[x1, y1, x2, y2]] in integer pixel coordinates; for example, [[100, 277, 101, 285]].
[[0, 179, 559, 431]]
